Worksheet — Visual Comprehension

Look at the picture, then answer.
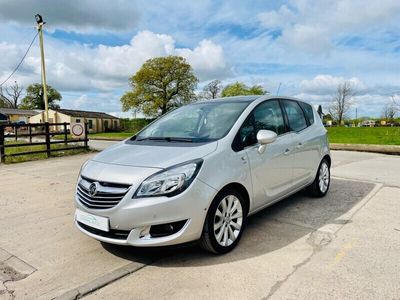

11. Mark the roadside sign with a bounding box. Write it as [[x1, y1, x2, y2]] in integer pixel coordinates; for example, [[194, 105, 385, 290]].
[[71, 122, 85, 137]]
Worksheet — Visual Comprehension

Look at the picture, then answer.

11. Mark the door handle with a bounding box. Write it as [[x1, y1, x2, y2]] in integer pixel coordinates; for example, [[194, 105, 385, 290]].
[[296, 142, 303, 149], [284, 148, 291, 155]]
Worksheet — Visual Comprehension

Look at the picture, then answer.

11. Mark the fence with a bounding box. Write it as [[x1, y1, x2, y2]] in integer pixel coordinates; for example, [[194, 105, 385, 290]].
[[0, 122, 88, 163]]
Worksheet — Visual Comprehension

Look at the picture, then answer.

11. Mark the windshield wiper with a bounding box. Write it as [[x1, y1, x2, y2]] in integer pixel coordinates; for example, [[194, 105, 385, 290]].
[[136, 136, 194, 142]]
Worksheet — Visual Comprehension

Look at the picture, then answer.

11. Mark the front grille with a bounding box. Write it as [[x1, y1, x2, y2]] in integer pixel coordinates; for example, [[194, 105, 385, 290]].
[[76, 176, 131, 209], [77, 221, 130, 240]]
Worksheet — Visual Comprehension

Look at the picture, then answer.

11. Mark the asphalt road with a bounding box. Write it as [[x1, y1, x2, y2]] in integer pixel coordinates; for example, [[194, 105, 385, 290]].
[[0, 149, 399, 299]]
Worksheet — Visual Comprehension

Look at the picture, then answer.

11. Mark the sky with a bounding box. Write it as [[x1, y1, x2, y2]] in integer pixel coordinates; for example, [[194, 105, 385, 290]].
[[0, 0, 399, 118]]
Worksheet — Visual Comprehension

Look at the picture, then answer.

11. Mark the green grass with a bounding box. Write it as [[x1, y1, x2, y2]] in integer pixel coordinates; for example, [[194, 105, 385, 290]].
[[327, 127, 400, 145], [53, 134, 73, 140], [88, 132, 134, 140], [3, 141, 92, 164]]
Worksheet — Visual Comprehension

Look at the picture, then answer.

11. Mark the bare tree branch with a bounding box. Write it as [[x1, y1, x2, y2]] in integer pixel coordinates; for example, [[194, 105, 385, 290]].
[[328, 81, 354, 125], [0, 81, 23, 108], [6, 81, 23, 108], [391, 95, 400, 112], [202, 79, 222, 99], [382, 97, 397, 121]]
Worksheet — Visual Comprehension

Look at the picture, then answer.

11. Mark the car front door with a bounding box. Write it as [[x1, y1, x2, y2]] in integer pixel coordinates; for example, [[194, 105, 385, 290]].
[[235, 100, 294, 210]]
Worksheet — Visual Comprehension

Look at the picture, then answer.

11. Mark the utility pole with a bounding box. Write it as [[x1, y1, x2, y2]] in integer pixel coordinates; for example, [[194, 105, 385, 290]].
[[355, 107, 358, 127], [35, 14, 49, 122]]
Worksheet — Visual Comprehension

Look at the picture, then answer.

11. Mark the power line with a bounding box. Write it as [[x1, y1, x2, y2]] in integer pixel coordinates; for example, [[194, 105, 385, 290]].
[[0, 31, 39, 87]]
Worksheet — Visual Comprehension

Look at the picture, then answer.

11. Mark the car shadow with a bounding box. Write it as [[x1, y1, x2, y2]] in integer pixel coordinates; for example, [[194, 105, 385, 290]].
[[101, 178, 375, 266]]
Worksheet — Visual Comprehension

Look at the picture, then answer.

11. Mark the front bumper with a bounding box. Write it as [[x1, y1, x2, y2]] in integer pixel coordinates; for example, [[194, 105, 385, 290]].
[[75, 178, 217, 247]]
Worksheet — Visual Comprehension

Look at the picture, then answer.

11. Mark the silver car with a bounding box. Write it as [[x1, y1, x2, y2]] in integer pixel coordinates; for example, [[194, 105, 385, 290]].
[[75, 96, 331, 254]]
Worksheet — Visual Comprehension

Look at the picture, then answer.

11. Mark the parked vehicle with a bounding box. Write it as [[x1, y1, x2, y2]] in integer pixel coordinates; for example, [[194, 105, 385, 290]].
[[75, 96, 331, 254], [359, 120, 376, 127]]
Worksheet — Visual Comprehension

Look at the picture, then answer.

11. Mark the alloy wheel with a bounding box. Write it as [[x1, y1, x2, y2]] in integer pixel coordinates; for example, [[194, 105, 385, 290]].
[[213, 195, 243, 247], [318, 162, 330, 193]]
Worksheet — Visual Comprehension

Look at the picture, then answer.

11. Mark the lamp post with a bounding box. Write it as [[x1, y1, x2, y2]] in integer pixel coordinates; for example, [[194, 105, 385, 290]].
[[35, 14, 49, 122]]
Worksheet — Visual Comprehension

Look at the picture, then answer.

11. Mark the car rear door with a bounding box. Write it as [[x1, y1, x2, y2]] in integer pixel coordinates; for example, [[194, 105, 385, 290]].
[[234, 100, 294, 210], [281, 99, 318, 188]]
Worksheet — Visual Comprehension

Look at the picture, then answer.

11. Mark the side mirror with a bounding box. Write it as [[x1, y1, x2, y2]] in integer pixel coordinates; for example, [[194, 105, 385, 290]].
[[257, 130, 277, 145], [256, 130, 277, 153]]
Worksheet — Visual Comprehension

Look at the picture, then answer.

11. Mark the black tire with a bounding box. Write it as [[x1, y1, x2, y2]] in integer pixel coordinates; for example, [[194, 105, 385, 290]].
[[307, 158, 330, 197], [200, 188, 247, 254]]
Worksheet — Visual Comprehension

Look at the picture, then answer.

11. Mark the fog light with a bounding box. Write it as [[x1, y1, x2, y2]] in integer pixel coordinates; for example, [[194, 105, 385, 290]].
[[149, 220, 187, 238], [139, 226, 151, 239]]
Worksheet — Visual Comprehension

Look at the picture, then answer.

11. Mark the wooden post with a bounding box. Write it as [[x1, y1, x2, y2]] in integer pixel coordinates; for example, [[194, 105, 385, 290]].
[[63, 122, 67, 146], [0, 125, 5, 163], [84, 122, 88, 149], [29, 125, 32, 143], [45, 122, 51, 157], [14, 125, 17, 142]]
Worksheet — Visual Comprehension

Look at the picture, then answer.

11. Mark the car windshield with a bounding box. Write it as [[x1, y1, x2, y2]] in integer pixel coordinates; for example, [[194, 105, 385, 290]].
[[136, 101, 250, 142]]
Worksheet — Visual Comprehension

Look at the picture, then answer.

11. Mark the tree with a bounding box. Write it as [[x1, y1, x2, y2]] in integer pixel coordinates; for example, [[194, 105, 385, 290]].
[[381, 100, 396, 121], [328, 82, 354, 126], [391, 95, 400, 113], [221, 82, 267, 97], [20, 83, 62, 110], [202, 79, 222, 99], [0, 81, 23, 108], [0, 94, 7, 108], [121, 56, 198, 117]]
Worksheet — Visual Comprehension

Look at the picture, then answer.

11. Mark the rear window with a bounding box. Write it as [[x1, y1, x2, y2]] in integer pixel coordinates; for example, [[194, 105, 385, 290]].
[[299, 102, 314, 125]]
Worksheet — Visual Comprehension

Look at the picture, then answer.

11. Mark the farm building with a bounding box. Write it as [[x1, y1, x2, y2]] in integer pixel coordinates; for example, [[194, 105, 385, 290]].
[[0, 108, 39, 124], [29, 109, 120, 133]]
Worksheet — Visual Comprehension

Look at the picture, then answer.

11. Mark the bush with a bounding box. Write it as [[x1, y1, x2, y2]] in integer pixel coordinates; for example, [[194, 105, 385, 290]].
[[120, 118, 154, 134]]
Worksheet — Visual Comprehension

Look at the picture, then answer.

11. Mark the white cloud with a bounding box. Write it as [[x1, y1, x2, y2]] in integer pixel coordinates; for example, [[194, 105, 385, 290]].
[[300, 75, 366, 95], [258, 0, 400, 54], [94, 31, 231, 82], [176, 40, 231, 79], [0, 30, 230, 93], [72, 95, 89, 109], [258, 5, 295, 28], [280, 25, 331, 55]]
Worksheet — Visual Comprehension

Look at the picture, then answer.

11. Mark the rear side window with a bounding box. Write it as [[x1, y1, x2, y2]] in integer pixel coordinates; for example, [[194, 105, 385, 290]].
[[281, 100, 307, 132], [299, 102, 314, 125]]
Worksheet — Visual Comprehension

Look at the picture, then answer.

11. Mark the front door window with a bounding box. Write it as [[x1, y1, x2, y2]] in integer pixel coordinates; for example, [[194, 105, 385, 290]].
[[238, 100, 286, 149]]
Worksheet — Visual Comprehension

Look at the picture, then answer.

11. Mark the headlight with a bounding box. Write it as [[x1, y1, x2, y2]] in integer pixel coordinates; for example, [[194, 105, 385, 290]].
[[134, 159, 203, 198], [78, 160, 89, 177]]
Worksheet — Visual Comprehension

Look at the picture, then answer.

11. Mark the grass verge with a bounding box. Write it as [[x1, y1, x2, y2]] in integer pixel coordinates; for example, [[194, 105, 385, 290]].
[[327, 127, 400, 145], [87, 132, 134, 140], [3, 141, 93, 164]]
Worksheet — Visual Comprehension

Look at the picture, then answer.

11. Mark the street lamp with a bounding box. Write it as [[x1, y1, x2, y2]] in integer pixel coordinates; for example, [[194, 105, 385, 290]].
[[35, 14, 49, 122], [35, 14, 45, 25]]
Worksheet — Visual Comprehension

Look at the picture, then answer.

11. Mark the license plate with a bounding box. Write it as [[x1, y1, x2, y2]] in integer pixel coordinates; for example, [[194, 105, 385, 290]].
[[75, 209, 109, 232]]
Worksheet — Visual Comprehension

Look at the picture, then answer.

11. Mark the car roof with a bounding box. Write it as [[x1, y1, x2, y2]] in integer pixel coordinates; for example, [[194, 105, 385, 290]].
[[195, 95, 306, 104], [195, 95, 260, 104]]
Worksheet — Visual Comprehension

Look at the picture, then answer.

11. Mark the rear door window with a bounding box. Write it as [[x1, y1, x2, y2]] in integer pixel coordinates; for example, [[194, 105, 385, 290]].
[[281, 100, 307, 132], [299, 102, 314, 125]]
